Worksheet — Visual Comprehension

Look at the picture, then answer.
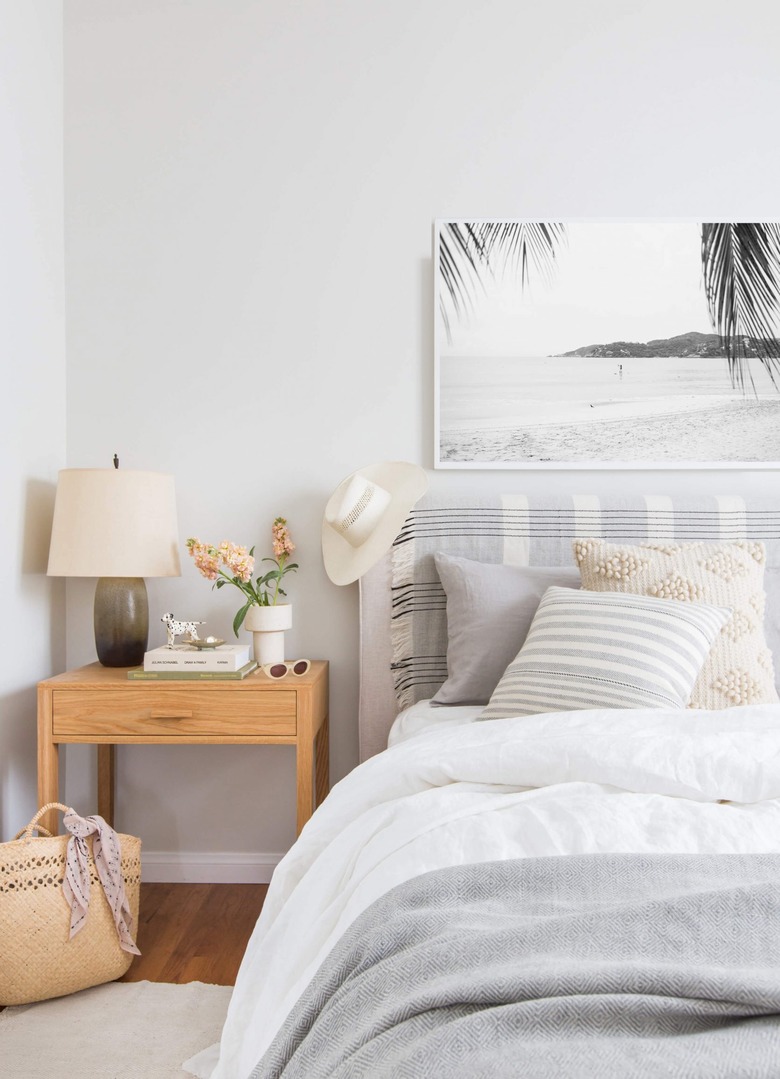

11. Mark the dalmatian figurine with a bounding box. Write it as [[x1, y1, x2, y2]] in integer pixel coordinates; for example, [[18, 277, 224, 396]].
[[161, 612, 205, 648]]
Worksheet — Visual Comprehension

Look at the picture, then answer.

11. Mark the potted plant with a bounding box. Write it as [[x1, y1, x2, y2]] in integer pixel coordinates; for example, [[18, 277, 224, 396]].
[[186, 518, 298, 663]]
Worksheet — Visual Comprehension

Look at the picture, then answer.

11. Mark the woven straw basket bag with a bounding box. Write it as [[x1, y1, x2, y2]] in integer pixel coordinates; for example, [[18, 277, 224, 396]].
[[0, 803, 142, 1006]]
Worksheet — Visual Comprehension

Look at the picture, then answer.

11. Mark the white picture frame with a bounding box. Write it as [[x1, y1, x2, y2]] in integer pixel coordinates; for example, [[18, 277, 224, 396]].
[[434, 219, 780, 470]]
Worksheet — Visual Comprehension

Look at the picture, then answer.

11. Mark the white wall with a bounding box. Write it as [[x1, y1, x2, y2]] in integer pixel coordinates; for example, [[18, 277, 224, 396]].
[[1, 2, 66, 838], [63, 0, 780, 878]]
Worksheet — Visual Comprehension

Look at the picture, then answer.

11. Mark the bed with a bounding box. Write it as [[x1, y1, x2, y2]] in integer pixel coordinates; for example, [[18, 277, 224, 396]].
[[189, 494, 780, 1079]]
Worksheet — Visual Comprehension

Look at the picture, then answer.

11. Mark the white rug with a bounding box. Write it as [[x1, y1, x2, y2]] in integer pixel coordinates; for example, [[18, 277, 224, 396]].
[[0, 980, 232, 1078]]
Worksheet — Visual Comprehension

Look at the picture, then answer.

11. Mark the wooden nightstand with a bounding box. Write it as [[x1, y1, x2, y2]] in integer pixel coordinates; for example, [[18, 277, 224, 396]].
[[37, 661, 329, 838]]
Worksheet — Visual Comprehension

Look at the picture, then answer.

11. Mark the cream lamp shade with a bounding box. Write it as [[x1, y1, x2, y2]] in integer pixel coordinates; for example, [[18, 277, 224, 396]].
[[47, 467, 181, 666]]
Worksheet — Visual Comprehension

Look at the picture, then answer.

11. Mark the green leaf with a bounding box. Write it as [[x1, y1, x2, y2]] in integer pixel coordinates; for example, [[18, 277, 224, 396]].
[[233, 601, 252, 637]]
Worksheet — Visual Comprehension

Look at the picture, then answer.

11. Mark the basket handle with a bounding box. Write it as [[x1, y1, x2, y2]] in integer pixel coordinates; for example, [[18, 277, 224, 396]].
[[16, 802, 74, 841]]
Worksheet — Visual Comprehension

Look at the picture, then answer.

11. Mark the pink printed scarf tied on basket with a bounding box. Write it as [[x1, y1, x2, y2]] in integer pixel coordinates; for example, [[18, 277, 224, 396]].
[[62, 808, 140, 955]]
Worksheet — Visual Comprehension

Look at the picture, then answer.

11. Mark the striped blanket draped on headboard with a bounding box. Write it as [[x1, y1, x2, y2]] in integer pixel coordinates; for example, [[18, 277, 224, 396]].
[[390, 494, 780, 709]]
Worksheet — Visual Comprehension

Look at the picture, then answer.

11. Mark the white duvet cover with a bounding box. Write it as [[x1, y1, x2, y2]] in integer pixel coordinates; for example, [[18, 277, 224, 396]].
[[191, 703, 780, 1079]]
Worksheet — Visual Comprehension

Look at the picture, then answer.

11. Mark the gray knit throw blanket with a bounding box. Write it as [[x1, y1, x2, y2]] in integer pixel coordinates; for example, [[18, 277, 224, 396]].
[[251, 853, 780, 1079]]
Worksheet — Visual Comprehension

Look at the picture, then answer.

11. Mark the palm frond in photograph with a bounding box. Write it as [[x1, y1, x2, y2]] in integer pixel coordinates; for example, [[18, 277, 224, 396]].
[[438, 221, 565, 343], [701, 222, 780, 390]]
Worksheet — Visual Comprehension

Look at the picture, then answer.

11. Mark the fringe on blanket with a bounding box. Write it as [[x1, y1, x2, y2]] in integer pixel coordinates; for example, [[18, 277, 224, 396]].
[[390, 534, 417, 711]]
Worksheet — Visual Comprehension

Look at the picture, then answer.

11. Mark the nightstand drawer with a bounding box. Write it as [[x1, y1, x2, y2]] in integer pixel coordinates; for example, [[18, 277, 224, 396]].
[[51, 688, 297, 737]]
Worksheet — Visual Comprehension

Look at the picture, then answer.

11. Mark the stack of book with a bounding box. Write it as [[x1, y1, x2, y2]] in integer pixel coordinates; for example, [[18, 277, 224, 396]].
[[128, 644, 257, 680]]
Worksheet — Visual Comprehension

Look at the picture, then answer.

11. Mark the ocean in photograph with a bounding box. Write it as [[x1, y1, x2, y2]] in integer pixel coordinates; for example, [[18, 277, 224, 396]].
[[439, 355, 780, 464]]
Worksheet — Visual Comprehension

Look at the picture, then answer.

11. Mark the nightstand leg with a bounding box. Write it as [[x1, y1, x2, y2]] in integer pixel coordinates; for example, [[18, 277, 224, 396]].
[[296, 736, 314, 837], [97, 745, 115, 826], [37, 686, 59, 835], [315, 715, 329, 808]]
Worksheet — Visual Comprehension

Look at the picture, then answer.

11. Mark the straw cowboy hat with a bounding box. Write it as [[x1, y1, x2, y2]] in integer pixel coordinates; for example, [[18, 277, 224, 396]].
[[322, 462, 428, 585]]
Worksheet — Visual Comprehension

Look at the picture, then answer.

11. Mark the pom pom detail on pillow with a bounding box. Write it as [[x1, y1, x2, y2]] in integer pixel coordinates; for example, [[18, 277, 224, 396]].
[[432, 554, 581, 706], [573, 539, 778, 710], [479, 586, 731, 721]]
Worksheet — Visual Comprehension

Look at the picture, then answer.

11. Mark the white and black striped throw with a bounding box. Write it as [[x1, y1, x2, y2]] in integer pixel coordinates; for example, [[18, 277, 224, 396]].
[[390, 494, 780, 709]]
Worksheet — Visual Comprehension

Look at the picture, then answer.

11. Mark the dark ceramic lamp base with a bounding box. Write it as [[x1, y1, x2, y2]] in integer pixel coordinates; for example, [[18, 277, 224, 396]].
[[94, 577, 149, 667]]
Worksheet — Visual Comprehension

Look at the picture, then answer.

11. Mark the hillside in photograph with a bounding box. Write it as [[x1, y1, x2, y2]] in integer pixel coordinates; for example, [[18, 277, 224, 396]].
[[558, 331, 779, 360]]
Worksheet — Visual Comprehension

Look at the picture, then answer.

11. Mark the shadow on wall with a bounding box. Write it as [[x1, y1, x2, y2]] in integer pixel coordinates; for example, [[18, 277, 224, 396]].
[[420, 254, 434, 469], [26, 476, 66, 668], [0, 478, 67, 839], [0, 685, 41, 840], [22, 478, 58, 575], [24, 476, 66, 671]]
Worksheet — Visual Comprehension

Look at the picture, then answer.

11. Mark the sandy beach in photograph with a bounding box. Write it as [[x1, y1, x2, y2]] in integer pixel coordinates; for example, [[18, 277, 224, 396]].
[[440, 397, 780, 464], [438, 354, 780, 464]]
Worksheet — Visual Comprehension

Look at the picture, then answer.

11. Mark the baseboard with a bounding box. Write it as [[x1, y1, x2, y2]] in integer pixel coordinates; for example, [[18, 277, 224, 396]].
[[141, 850, 285, 884]]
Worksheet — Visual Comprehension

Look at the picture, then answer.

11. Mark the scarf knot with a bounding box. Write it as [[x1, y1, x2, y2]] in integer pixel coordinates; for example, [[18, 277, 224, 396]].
[[62, 810, 140, 956]]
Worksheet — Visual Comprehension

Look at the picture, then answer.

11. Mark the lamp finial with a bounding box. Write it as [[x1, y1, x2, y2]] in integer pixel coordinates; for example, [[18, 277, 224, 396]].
[[113, 454, 119, 469]]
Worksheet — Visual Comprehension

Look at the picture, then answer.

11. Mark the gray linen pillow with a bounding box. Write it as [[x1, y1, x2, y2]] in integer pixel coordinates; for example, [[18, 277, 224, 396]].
[[432, 554, 581, 706]]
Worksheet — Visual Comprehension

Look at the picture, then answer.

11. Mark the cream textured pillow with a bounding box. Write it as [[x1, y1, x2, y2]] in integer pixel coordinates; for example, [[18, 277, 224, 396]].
[[573, 539, 778, 710]]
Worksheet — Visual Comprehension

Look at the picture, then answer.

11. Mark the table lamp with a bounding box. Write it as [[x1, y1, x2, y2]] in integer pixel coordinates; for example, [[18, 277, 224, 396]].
[[47, 463, 181, 666]]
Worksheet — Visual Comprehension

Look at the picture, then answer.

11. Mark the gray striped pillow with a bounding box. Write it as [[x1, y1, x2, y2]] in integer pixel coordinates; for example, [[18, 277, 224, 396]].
[[479, 586, 731, 720]]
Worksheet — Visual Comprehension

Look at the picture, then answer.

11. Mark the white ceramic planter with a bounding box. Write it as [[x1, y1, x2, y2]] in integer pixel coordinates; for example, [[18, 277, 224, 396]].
[[244, 604, 293, 665]]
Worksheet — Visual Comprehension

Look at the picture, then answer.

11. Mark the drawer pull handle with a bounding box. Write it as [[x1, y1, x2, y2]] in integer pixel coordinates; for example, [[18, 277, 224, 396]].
[[150, 710, 193, 720]]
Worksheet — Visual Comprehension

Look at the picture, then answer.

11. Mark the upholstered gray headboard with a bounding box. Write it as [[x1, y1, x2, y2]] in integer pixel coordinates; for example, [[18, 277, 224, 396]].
[[357, 493, 780, 762]]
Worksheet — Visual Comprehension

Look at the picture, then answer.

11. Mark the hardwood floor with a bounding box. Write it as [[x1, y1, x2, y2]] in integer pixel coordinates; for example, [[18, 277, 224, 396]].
[[121, 882, 268, 986]]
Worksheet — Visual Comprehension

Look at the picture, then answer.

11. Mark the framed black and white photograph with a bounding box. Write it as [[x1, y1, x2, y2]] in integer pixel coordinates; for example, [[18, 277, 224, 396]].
[[434, 220, 780, 469]]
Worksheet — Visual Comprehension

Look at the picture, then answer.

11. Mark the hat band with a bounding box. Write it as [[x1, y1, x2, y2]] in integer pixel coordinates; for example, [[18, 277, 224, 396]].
[[339, 485, 374, 534], [328, 476, 392, 548]]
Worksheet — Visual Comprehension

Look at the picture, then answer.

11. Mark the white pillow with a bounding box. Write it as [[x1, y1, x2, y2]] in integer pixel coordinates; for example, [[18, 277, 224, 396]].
[[479, 586, 731, 721]]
